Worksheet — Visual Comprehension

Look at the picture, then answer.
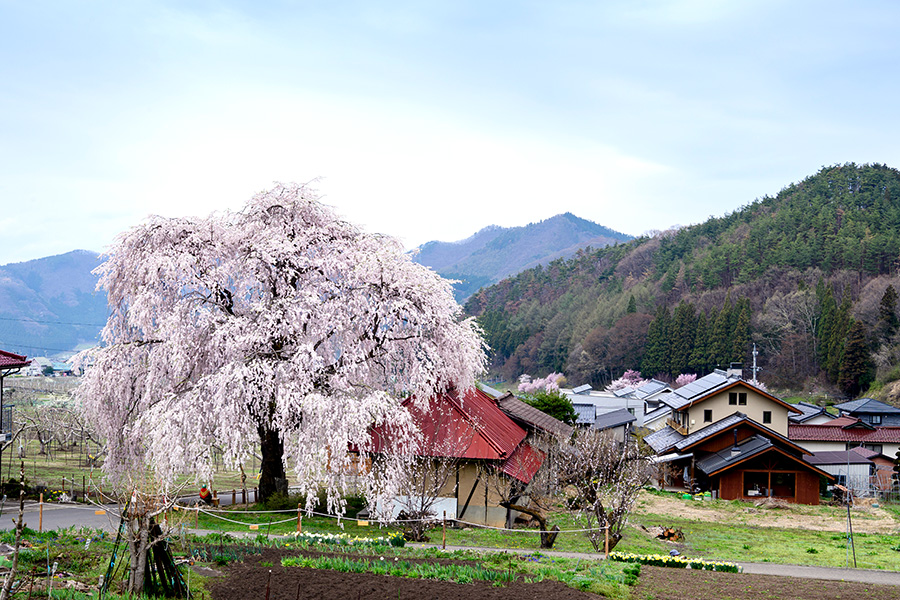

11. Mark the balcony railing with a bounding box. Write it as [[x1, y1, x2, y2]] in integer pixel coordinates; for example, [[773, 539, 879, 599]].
[[667, 418, 688, 436]]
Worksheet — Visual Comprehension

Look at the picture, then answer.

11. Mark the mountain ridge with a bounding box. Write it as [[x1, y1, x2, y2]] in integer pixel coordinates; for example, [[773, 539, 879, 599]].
[[413, 212, 632, 300], [0, 250, 106, 358]]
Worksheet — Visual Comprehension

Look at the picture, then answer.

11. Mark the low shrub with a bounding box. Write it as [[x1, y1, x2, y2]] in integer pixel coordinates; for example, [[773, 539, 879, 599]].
[[608, 551, 741, 573], [285, 530, 405, 548]]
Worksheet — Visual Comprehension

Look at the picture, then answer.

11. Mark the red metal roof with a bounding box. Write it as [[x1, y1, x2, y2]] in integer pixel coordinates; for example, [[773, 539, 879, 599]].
[[0, 350, 30, 371], [500, 443, 544, 483], [371, 387, 528, 461], [789, 422, 900, 443]]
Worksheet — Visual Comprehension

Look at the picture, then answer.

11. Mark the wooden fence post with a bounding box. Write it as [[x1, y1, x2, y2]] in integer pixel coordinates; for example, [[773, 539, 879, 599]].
[[39, 493, 43, 532], [297, 503, 302, 533]]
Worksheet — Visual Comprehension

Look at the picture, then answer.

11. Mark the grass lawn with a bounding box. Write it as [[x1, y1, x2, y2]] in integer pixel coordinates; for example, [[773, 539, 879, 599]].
[[188, 491, 900, 572]]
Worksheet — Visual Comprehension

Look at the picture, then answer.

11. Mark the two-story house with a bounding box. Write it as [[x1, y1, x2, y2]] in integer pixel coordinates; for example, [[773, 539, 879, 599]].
[[645, 370, 832, 504], [832, 398, 900, 427]]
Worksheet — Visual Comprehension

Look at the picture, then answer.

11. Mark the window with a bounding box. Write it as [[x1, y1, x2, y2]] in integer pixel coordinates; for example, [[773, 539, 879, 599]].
[[771, 472, 796, 498], [729, 392, 737, 405], [704, 409, 713, 423], [871, 414, 882, 425], [763, 411, 772, 424], [847, 442, 883, 454], [738, 393, 747, 406]]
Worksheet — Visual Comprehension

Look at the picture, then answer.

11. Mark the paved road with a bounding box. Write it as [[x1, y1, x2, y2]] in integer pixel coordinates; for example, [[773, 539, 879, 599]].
[[0, 500, 120, 533]]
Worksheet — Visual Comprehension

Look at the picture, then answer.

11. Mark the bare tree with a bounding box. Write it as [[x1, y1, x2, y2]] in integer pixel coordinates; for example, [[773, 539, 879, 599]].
[[109, 479, 190, 597], [559, 429, 653, 552], [480, 433, 562, 548], [0, 463, 27, 600]]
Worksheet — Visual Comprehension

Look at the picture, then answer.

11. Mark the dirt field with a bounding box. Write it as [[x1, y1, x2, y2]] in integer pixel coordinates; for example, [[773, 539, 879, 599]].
[[207, 548, 900, 600], [636, 491, 900, 534], [207, 548, 598, 600], [634, 565, 900, 600]]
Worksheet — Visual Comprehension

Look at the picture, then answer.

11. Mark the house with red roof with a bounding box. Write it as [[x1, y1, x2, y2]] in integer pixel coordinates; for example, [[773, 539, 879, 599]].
[[789, 416, 900, 460], [0, 349, 31, 440], [369, 386, 546, 527]]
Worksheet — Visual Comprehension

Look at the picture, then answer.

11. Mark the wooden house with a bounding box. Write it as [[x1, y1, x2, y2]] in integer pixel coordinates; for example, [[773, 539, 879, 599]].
[[645, 371, 832, 504]]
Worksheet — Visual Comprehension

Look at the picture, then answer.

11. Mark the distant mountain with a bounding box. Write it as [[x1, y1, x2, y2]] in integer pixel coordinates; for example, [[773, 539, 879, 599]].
[[413, 213, 633, 300], [0, 250, 106, 358]]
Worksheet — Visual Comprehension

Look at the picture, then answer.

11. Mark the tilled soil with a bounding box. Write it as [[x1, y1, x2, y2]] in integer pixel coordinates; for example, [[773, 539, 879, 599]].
[[207, 548, 602, 600], [633, 565, 900, 600], [208, 548, 900, 600]]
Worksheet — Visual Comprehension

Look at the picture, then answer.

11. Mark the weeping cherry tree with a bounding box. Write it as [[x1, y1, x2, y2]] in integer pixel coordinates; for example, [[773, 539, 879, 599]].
[[77, 183, 486, 590]]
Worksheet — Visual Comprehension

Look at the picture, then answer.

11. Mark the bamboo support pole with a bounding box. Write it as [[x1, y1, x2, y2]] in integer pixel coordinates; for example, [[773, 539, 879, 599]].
[[38, 493, 43, 532]]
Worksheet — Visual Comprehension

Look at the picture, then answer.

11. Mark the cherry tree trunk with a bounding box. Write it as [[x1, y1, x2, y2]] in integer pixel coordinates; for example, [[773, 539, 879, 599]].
[[127, 515, 151, 595], [501, 502, 559, 549], [258, 426, 288, 501]]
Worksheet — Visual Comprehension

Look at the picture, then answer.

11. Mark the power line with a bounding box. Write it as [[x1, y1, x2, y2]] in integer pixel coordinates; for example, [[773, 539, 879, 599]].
[[0, 342, 95, 355], [0, 316, 106, 327]]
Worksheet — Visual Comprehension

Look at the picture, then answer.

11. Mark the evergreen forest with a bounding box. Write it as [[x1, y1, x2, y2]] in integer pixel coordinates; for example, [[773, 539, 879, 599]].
[[465, 163, 900, 401]]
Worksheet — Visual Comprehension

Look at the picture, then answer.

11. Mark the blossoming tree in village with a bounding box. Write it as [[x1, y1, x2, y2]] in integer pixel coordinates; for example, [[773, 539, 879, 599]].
[[77, 184, 486, 590]]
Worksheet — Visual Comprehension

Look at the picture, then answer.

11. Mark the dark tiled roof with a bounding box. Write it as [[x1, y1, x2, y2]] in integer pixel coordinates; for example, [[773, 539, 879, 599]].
[[695, 435, 773, 475], [673, 413, 746, 451], [644, 426, 685, 454], [497, 395, 574, 439], [592, 408, 636, 431], [833, 398, 900, 415], [804, 451, 873, 466], [789, 401, 828, 423], [644, 405, 671, 424]]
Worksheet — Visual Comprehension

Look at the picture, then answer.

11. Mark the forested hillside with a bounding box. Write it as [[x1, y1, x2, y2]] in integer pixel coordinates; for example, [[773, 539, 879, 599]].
[[466, 163, 900, 400]]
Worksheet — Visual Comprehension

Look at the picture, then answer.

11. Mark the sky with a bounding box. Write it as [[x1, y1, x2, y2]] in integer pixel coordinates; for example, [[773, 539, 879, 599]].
[[3, 0, 900, 264]]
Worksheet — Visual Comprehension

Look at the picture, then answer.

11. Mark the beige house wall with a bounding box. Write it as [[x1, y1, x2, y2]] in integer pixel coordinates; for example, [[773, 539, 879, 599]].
[[793, 439, 900, 458], [686, 389, 790, 436], [440, 462, 509, 528]]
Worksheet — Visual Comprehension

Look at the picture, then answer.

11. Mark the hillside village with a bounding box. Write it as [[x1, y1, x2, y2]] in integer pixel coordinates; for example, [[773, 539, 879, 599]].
[[3, 180, 900, 599]]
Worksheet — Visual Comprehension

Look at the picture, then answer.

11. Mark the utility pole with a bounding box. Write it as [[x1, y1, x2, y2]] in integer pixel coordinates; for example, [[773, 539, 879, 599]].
[[750, 344, 761, 384]]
